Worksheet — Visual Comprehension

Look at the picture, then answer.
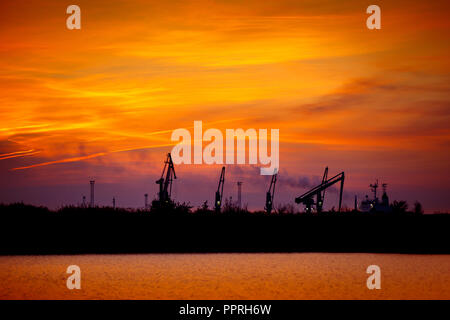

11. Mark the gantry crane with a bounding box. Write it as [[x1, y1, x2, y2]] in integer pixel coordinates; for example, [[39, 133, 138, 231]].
[[156, 153, 176, 204], [316, 167, 328, 213], [265, 173, 277, 214], [295, 168, 344, 213], [215, 166, 225, 213]]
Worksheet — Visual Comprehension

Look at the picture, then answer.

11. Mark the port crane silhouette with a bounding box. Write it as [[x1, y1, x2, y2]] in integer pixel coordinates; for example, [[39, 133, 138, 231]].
[[215, 166, 225, 212], [318, 167, 328, 212], [295, 167, 345, 213], [370, 180, 379, 200], [265, 173, 277, 214], [156, 153, 176, 204]]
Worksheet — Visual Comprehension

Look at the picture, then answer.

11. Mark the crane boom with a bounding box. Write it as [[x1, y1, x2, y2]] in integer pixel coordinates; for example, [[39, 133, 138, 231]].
[[265, 173, 277, 214], [156, 153, 176, 204], [215, 166, 225, 212], [295, 170, 344, 213]]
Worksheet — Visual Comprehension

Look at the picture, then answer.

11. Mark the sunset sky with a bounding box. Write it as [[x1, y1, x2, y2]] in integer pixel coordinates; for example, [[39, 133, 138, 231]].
[[0, 0, 449, 212]]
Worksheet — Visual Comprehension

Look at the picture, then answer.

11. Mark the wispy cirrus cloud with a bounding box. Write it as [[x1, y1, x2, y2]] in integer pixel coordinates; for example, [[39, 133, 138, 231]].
[[0, 149, 41, 161]]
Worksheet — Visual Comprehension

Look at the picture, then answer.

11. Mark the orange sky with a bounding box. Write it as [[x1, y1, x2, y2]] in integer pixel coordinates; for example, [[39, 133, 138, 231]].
[[0, 0, 449, 211]]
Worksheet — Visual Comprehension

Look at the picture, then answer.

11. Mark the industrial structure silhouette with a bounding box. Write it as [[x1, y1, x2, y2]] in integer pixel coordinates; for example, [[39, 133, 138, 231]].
[[81, 152, 399, 214]]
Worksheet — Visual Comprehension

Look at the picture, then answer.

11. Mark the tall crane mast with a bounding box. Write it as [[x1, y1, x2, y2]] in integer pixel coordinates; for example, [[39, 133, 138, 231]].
[[370, 180, 379, 202], [265, 173, 277, 214], [316, 167, 328, 213], [295, 169, 344, 213], [156, 153, 177, 204], [215, 166, 225, 213]]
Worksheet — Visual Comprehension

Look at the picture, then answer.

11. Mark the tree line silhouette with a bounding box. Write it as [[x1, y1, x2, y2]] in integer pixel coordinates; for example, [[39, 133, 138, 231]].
[[0, 198, 431, 217]]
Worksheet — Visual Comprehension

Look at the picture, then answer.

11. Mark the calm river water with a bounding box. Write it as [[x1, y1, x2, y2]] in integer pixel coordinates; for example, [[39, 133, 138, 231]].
[[0, 253, 449, 299]]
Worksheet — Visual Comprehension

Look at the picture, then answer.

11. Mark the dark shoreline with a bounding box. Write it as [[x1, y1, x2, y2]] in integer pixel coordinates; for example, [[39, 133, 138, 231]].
[[1, 204, 448, 255]]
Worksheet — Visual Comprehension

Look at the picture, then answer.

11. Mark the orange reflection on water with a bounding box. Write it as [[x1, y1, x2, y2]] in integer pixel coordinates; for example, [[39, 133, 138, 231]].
[[1, 253, 449, 299]]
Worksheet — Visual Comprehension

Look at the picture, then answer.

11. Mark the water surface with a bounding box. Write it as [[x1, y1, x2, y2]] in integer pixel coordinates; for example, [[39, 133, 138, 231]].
[[0, 253, 449, 299]]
